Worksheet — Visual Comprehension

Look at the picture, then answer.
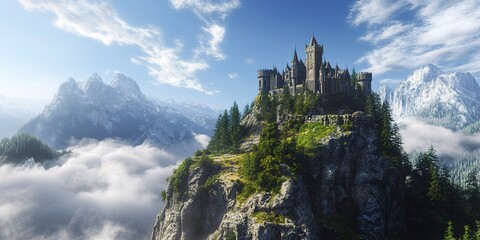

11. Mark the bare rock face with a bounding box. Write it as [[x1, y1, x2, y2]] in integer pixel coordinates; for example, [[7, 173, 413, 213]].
[[303, 122, 404, 239], [151, 120, 404, 240]]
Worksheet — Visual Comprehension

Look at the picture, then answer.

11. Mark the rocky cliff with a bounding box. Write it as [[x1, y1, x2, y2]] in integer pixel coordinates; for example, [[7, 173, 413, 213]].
[[151, 114, 404, 240]]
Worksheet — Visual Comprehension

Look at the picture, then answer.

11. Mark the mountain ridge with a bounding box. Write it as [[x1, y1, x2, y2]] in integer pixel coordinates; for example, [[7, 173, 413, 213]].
[[19, 73, 218, 149], [379, 64, 480, 130]]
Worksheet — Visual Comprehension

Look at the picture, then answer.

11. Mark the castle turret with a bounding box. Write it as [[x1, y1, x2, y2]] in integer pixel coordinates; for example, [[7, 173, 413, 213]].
[[292, 49, 299, 65], [305, 35, 323, 92], [258, 69, 272, 93], [357, 72, 372, 94]]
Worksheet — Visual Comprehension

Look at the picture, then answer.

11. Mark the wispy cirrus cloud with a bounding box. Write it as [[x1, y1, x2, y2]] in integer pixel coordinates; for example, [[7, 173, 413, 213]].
[[169, 0, 240, 63], [349, 0, 480, 77], [227, 72, 238, 79], [18, 0, 240, 95], [169, 0, 240, 18], [246, 58, 256, 65]]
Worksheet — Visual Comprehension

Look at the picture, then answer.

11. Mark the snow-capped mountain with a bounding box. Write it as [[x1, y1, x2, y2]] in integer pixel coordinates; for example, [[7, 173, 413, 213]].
[[19, 73, 214, 149], [379, 64, 480, 130], [156, 100, 221, 133]]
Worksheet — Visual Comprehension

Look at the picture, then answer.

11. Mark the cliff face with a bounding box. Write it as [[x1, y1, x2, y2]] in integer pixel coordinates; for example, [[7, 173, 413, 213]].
[[151, 117, 404, 240]]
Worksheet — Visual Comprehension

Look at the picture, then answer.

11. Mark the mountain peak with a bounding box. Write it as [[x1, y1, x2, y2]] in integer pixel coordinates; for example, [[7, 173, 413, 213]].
[[81, 74, 106, 96], [56, 78, 80, 96], [383, 64, 480, 130], [111, 73, 144, 100], [408, 64, 443, 84]]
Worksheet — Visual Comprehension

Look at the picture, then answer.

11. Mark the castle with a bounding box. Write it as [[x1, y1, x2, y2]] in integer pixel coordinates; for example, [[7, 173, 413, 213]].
[[258, 36, 372, 95]]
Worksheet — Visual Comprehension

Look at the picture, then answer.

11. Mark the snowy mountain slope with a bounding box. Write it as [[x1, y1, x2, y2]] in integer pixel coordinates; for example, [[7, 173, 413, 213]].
[[379, 64, 480, 130], [156, 99, 221, 133], [19, 73, 215, 149]]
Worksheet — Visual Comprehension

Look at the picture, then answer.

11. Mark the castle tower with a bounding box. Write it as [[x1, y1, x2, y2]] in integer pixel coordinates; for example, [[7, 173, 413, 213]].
[[258, 69, 272, 93], [291, 49, 299, 94], [357, 72, 373, 94], [305, 35, 323, 93]]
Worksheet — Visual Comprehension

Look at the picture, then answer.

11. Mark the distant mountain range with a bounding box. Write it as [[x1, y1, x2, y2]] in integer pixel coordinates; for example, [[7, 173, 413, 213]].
[[0, 95, 47, 139], [19, 73, 220, 149], [378, 64, 480, 131]]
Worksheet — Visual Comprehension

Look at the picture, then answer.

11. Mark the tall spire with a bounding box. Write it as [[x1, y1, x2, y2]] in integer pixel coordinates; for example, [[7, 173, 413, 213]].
[[292, 48, 299, 64], [309, 35, 318, 46]]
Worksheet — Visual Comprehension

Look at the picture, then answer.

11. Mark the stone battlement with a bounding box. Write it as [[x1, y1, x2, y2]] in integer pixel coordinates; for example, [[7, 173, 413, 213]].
[[306, 111, 372, 127]]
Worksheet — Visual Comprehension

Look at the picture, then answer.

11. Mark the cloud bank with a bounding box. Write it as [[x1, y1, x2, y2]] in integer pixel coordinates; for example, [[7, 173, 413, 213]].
[[0, 139, 186, 240], [400, 117, 480, 157], [18, 0, 240, 95], [349, 0, 480, 77]]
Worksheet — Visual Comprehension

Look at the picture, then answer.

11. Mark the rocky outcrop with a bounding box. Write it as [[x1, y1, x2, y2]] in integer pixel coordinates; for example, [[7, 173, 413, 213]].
[[151, 120, 404, 240], [303, 121, 404, 239]]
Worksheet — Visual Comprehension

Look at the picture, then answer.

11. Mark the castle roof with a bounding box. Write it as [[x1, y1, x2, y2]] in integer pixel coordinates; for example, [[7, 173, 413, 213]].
[[292, 49, 299, 64], [309, 35, 318, 46]]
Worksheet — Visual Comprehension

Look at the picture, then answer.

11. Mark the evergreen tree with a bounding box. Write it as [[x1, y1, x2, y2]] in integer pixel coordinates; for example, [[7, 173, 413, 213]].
[[243, 104, 250, 118], [208, 110, 231, 152], [280, 85, 293, 114], [0, 134, 57, 164], [208, 114, 224, 152], [475, 221, 480, 240], [466, 170, 480, 220], [444, 221, 456, 240], [351, 68, 358, 87], [463, 225, 472, 240], [258, 91, 276, 122], [428, 164, 442, 201], [230, 101, 241, 151], [219, 110, 231, 151]]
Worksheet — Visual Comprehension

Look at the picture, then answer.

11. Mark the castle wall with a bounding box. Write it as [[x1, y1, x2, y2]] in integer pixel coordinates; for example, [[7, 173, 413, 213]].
[[257, 37, 372, 96]]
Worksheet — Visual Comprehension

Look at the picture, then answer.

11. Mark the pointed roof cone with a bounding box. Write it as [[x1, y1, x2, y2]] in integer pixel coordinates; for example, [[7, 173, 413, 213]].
[[292, 49, 299, 64], [309, 35, 318, 46]]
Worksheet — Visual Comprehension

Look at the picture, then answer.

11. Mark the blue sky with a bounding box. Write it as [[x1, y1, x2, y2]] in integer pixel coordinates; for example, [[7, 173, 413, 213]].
[[0, 0, 479, 109]]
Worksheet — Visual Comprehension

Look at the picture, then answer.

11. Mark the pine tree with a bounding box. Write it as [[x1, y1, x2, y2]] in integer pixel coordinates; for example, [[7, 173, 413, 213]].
[[208, 114, 224, 151], [230, 101, 241, 151], [219, 110, 231, 151], [444, 221, 456, 240], [475, 221, 480, 240], [243, 104, 250, 118], [466, 170, 480, 220], [208, 110, 231, 152], [351, 68, 358, 87], [463, 225, 471, 240], [428, 164, 442, 201], [280, 85, 293, 114]]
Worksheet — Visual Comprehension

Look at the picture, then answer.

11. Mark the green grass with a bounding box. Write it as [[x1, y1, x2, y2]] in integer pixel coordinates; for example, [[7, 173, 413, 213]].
[[201, 174, 219, 190], [251, 211, 286, 224], [297, 122, 336, 149], [170, 158, 193, 199]]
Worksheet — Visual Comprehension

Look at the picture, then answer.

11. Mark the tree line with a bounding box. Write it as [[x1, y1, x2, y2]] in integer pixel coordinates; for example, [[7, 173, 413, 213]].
[[0, 134, 57, 164]]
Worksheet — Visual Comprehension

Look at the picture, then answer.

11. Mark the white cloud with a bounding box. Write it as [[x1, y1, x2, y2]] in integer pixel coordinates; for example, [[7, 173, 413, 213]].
[[17, 0, 237, 95], [228, 72, 238, 79], [169, 0, 240, 18], [246, 58, 256, 65], [196, 23, 227, 61], [0, 139, 186, 240], [168, 0, 239, 66], [348, 0, 409, 26], [350, 0, 480, 77], [194, 134, 211, 148], [400, 117, 480, 157]]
